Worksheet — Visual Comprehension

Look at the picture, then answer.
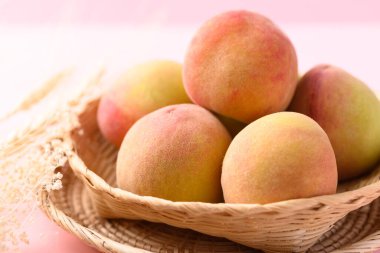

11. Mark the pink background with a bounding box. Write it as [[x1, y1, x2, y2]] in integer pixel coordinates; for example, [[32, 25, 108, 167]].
[[1, 1, 380, 252], [2, 0, 380, 25]]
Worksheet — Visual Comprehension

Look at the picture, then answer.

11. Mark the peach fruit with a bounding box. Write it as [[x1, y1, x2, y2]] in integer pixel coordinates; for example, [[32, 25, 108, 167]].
[[289, 65, 380, 181], [222, 112, 337, 204], [116, 104, 231, 202], [97, 60, 191, 147], [183, 10, 298, 123]]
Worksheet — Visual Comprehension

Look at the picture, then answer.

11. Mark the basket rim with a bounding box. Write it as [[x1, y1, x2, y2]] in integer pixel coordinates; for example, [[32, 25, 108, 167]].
[[68, 144, 380, 213]]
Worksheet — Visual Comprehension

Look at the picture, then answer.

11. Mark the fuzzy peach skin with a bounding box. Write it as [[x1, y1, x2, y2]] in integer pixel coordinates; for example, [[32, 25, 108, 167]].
[[97, 60, 191, 147], [183, 10, 298, 123], [116, 104, 231, 202], [289, 65, 380, 181], [222, 112, 337, 204]]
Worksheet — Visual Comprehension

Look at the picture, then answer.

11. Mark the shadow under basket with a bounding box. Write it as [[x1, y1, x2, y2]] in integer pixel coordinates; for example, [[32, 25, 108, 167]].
[[53, 94, 380, 253]]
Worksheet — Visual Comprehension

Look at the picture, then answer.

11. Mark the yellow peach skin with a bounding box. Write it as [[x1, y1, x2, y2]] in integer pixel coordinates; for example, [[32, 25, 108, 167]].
[[183, 10, 298, 123], [116, 104, 231, 202], [222, 112, 337, 204], [97, 60, 191, 147], [289, 65, 380, 181]]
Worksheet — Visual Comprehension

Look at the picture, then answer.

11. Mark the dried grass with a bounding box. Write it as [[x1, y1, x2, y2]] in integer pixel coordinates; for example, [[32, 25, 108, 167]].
[[0, 69, 103, 251]]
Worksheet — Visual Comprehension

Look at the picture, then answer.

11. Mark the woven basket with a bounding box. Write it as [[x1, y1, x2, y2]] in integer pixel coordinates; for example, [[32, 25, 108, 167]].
[[38, 156, 380, 253], [53, 83, 380, 252], [3, 72, 380, 253]]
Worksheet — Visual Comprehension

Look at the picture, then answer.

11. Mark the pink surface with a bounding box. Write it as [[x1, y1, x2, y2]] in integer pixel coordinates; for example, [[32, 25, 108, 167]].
[[15, 209, 99, 253], [1, 0, 380, 25]]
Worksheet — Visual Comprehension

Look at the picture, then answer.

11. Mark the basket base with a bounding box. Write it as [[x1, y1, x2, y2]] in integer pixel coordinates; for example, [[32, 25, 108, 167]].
[[39, 164, 380, 253]]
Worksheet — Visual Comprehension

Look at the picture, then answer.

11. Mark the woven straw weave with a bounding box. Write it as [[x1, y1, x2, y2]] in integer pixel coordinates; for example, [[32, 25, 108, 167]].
[[39, 157, 380, 253], [2, 72, 380, 253]]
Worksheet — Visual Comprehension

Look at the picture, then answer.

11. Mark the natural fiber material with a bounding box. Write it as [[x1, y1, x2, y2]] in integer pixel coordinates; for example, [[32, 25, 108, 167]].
[[55, 87, 380, 252], [0, 69, 103, 251], [0, 71, 74, 251], [38, 151, 380, 253]]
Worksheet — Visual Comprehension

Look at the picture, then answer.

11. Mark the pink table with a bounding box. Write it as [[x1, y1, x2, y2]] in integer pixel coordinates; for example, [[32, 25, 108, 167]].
[[16, 210, 99, 253]]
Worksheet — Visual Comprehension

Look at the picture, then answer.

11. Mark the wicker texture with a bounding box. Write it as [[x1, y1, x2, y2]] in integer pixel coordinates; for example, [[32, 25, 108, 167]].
[[39, 158, 380, 253], [61, 89, 380, 252]]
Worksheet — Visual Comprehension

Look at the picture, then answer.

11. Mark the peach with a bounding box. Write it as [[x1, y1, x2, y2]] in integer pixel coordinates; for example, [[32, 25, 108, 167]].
[[222, 112, 337, 204], [183, 10, 298, 123], [116, 104, 231, 202], [289, 65, 380, 181], [97, 60, 191, 147]]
